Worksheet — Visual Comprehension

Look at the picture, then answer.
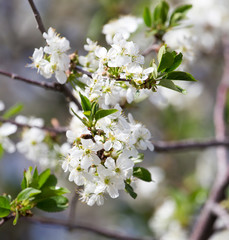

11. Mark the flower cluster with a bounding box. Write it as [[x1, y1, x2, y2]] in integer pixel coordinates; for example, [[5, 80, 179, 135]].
[[29, 27, 70, 84], [62, 103, 153, 206], [77, 33, 156, 107], [16, 115, 69, 168]]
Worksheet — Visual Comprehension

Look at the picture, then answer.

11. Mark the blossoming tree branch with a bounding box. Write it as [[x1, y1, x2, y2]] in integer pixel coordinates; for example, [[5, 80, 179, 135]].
[[0, 0, 229, 240]]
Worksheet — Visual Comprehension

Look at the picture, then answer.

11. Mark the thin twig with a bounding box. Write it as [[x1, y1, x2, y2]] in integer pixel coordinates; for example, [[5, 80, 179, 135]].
[[211, 202, 229, 229], [190, 37, 229, 240], [0, 116, 67, 134], [0, 69, 81, 109], [152, 138, 229, 152], [0, 214, 153, 240], [25, 216, 152, 240], [27, 0, 46, 34], [142, 44, 161, 57]]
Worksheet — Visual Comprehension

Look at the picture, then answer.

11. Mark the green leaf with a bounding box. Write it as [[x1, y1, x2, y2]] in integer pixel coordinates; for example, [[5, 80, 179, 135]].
[[17, 188, 41, 201], [133, 167, 152, 182], [3, 103, 23, 119], [165, 52, 183, 72], [0, 196, 11, 218], [163, 71, 197, 81], [95, 109, 118, 121], [13, 209, 19, 226], [158, 79, 186, 93], [125, 182, 137, 199], [79, 92, 91, 112], [153, 0, 169, 24], [157, 45, 166, 65], [83, 111, 91, 119], [34, 186, 70, 202], [40, 175, 57, 189], [0, 144, 4, 159], [91, 102, 99, 116], [36, 196, 69, 212], [143, 7, 152, 27], [158, 52, 174, 72], [21, 167, 33, 190], [38, 169, 51, 189], [169, 4, 192, 26]]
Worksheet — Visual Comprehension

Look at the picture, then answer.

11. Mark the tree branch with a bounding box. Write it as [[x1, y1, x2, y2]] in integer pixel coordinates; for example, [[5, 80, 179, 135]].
[[0, 116, 67, 134], [25, 216, 152, 240], [211, 202, 229, 229], [190, 37, 229, 240], [152, 138, 229, 152], [0, 70, 81, 109], [27, 0, 46, 34]]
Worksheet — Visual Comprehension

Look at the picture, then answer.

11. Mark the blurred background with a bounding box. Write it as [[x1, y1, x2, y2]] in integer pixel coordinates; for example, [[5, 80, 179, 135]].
[[0, 0, 229, 239]]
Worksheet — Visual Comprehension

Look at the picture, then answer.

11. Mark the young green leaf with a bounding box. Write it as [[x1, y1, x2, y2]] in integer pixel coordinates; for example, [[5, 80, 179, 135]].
[[38, 169, 51, 189], [3, 103, 23, 119], [0, 196, 11, 218], [95, 109, 118, 121], [40, 174, 58, 189], [157, 45, 166, 64], [153, 0, 169, 24], [91, 102, 99, 116], [125, 182, 137, 199], [133, 167, 152, 182], [169, 4, 192, 27], [157, 52, 174, 72], [36, 196, 69, 212], [143, 7, 152, 27], [79, 92, 91, 111], [13, 209, 19, 226], [165, 52, 183, 72], [21, 167, 33, 190], [163, 71, 197, 81], [83, 111, 91, 119], [17, 188, 41, 201], [159, 79, 186, 93], [0, 144, 4, 159]]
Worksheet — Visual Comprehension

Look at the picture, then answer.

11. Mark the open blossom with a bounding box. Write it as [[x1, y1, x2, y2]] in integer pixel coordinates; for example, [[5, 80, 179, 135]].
[[0, 123, 17, 153], [29, 27, 70, 84], [102, 15, 142, 44], [76, 33, 154, 107], [62, 103, 154, 206]]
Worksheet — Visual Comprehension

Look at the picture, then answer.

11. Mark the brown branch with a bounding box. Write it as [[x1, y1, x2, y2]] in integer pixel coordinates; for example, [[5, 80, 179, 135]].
[[0, 70, 81, 109], [25, 216, 152, 240], [190, 37, 229, 240], [0, 213, 14, 226], [152, 138, 229, 152], [142, 44, 161, 57], [0, 213, 153, 240], [27, 0, 46, 34], [0, 116, 67, 134], [211, 202, 229, 229]]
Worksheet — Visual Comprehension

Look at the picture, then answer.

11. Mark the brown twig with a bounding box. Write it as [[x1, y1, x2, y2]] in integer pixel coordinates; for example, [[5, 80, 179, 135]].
[[142, 44, 161, 57], [152, 138, 229, 152], [0, 69, 81, 109], [211, 202, 229, 229], [26, 0, 81, 109], [0, 213, 153, 240], [190, 37, 229, 240], [25, 216, 152, 240], [0, 116, 67, 134], [27, 0, 46, 34]]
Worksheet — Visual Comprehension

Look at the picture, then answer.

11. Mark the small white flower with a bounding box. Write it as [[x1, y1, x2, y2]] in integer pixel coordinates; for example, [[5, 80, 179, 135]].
[[0, 123, 17, 153]]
